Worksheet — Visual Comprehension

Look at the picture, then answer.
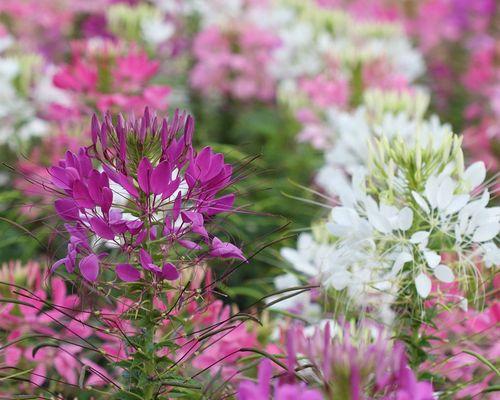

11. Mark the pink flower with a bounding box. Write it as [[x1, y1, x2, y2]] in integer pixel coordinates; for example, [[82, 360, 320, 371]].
[[238, 359, 323, 400], [421, 283, 499, 398], [190, 25, 280, 101], [51, 40, 171, 120], [299, 72, 350, 109], [189, 300, 257, 380]]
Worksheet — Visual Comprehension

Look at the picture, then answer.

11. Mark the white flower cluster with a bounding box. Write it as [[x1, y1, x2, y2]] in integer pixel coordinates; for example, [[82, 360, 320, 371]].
[[275, 4, 498, 320], [107, 3, 176, 46], [284, 115, 498, 316], [272, 0, 425, 105], [0, 40, 50, 148], [316, 89, 451, 194]]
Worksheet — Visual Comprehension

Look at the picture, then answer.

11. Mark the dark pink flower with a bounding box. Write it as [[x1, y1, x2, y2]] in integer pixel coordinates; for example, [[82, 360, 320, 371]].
[[50, 108, 244, 283]]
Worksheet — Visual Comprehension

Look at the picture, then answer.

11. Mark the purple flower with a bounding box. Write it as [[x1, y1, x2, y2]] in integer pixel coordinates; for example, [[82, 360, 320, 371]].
[[238, 359, 323, 400], [50, 108, 244, 284], [280, 322, 434, 399]]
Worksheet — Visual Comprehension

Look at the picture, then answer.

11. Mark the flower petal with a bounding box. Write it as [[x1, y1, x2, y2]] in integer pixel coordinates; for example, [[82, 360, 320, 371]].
[[137, 157, 152, 194], [150, 161, 172, 195], [161, 263, 179, 280], [79, 254, 99, 282], [423, 250, 441, 269], [397, 207, 413, 231], [464, 161, 486, 190], [55, 198, 79, 221], [415, 273, 431, 298], [116, 263, 141, 282], [434, 264, 454, 283], [472, 222, 500, 242]]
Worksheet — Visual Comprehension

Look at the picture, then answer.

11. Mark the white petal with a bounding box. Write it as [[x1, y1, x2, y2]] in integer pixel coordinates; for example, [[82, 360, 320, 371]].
[[297, 233, 314, 250], [472, 222, 500, 242], [424, 176, 440, 209], [331, 207, 360, 226], [280, 248, 316, 276], [412, 191, 430, 214], [459, 297, 468, 312], [434, 264, 454, 283], [481, 242, 500, 268], [274, 274, 300, 290], [410, 231, 430, 244], [397, 207, 413, 231], [364, 196, 379, 215], [437, 176, 456, 210], [415, 273, 432, 298], [445, 194, 470, 215], [326, 271, 350, 291], [392, 252, 413, 275], [464, 161, 486, 190], [368, 212, 393, 233], [424, 250, 441, 269]]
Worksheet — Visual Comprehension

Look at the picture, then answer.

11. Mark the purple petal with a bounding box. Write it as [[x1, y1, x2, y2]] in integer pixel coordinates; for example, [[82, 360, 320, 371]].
[[116, 263, 141, 282], [178, 239, 202, 250], [51, 258, 67, 274], [100, 187, 113, 213], [161, 263, 179, 281], [172, 192, 182, 221], [55, 199, 79, 221], [150, 161, 172, 195], [139, 249, 153, 268], [207, 194, 235, 215], [72, 180, 94, 208], [117, 173, 139, 198], [79, 254, 99, 282], [161, 178, 180, 200], [144, 263, 161, 274], [89, 217, 115, 240], [181, 211, 203, 226], [91, 114, 99, 145], [210, 237, 246, 260], [50, 166, 71, 189], [137, 157, 152, 194]]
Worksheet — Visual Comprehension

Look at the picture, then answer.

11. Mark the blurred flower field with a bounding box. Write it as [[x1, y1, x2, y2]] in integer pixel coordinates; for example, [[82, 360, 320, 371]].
[[0, 0, 498, 399]]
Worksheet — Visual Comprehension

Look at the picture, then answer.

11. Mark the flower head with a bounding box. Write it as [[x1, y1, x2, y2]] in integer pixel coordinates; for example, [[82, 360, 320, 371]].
[[50, 108, 244, 283]]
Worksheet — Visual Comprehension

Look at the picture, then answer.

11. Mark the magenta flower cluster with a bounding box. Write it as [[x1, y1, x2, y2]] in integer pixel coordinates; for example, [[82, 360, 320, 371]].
[[51, 108, 245, 282]]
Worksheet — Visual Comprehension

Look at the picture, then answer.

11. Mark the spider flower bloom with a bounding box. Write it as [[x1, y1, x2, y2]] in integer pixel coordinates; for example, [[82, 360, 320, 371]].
[[190, 24, 280, 101], [287, 322, 434, 399], [51, 40, 171, 120], [238, 359, 323, 400], [50, 108, 244, 283]]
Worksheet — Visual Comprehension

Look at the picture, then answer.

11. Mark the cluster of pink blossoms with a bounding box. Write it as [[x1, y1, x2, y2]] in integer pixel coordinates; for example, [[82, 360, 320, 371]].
[[50, 108, 244, 283], [407, 0, 499, 169], [421, 280, 500, 399], [0, 262, 113, 391], [238, 321, 434, 400], [191, 25, 280, 101], [0, 0, 119, 59], [50, 40, 171, 122]]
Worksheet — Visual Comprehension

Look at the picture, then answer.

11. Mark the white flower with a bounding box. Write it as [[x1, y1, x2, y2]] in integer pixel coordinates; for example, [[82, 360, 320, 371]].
[[481, 242, 500, 268], [268, 273, 321, 321], [141, 17, 175, 45], [280, 233, 320, 276], [327, 206, 372, 240], [455, 190, 500, 243], [363, 197, 413, 234]]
